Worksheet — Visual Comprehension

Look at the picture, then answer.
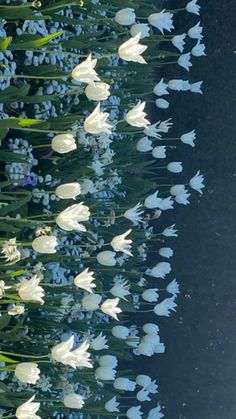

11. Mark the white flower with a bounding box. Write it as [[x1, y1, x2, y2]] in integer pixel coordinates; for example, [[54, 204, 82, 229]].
[[110, 279, 130, 300], [1, 238, 21, 263], [112, 325, 129, 339], [180, 129, 196, 147], [144, 190, 161, 209], [55, 182, 81, 200], [99, 355, 118, 368], [153, 78, 169, 96], [162, 224, 178, 237], [15, 395, 41, 419], [142, 323, 159, 334], [178, 53, 192, 71], [190, 81, 203, 94], [152, 146, 166, 159], [51, 336, 92, 369], [84, 103, 113, 134], [74, 268, 96, 293], [91, 333, 109, 350], [146, 262, 171, 279], [82, 293, 102, 311], [115, 8, 136, 25], [137, 388, 151, 401], [142, 288, 159, 302], [85, 82, 110, 101], [186, 0, 200, 15], [147, 405, 164, 419], [124, 202, 143, 225], [97, 250, 116, 266], [51, 133, 77, 154], [157, 196, 174, 210], [155, 98, 169, 109], [32, 236, 58, 254], [63, 393, 85, 409], [56, 202, 90, 232], [136, 374, 152, 387], [71, 54, 100, 84], [127, 405, 143, 419], [138, 342, 154, 357], [17, 274, 45, 305], [0, 280, 11, 298], [144, 123, 162, 139], [14, 363, 40, 385], [168, 79, 190, 91], [167, 161, 183, 173], [188, 22, 203, 40], [100, 298, 122, 320], [148, 10, 174, 34], [154, 296, 177, 317], [125, 101, 150, 128], [114, 377, 136, 391], [171, 34, 186, 53], [110, 229, 132, 256], [95, 366, 116, 380], [170, 184, 186, 196], [189, 170, 205, 194], [136, 136, 153, 152], [105, 396, 120, 412], [8, 304, 25, 316], [166, 279, 180, 295], [130, 23, 150, 39], [157, 118, 173, 133], [118, 33, 147, 64], [159, 247, 173, 258], [175, 190, 191, 205], [192, 41, 206, 57]]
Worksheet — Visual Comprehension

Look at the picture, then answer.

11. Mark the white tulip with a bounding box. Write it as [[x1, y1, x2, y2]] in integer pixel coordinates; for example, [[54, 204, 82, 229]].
[[112, 325, 129, 340], [114, 377, 136, 391], [32, 235, 58, 254], [126, 405, 143, 419], [18, 274, 45, 305], [55, 182, 81, 199], [110, 279, 130, 300], [175, 190, 190, 205], [115, 8, 136, 25], [136, 136, 153, 152], [136, 374, 152, 387], [63, 393, 85, 409], [178, 53, 192, 71], [95, 366, 116, 380], [51, 133, 77, 154], [166, 279, 180, 295], [15, 395, 41, 419], [71, 54, 100, 84], [99, 354, 118, 368], [190, 81, 203, 94], [91, 332, 109, 350], [168, 79, 190, 91], [110, 229, 132, 256], [101, 298, 122, 321], [147, 404, 164, 419], [74, 268, 96, 293], [189, 170, 205, 194], [142, 288, 159, 302], [97, 250, 116, 266], [146, 262, 171, 279], [105, 396, 120, 412], [137, 388, 151, 401], [142, 323, 159, 335], [162, 224, 178, 237], [82, 293, 102, 311], [188, 22, 203, 40], [138, 342, 154, 357], [186, 0, 200, 15], [153, 78, 169, 96], [51, 336, 92, 369], [152, 146, 166, 159], [155, 98, 169, 109], [192, 41, 206, 57], [171, 34, 186, 53], [85, 82, 110, 101], [14, 363, 40, 385], [130, 23, 150, 39], [170, 184, 186, 196], [154, 296, 177, 317], [84, 103, 112, 134], [167, 161, 183, 173], [56, 202, 90, 232], [144, 190, 161, 209], [159, 247, 173, 258], [144, 122, 162, 139], [126, 101, 150, 128], [148, 10, 174, 34], [118, 33, 147, 64]]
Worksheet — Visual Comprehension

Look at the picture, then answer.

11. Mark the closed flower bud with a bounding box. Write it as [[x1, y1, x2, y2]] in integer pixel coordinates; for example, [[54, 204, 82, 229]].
[[159, 247, 173, 258], [136, 374, 152, 387], [152, 146, 166, 159], [105, 396, 120, 413], [142, 288, 159, 302], [170, 184, 186, 196], [112, 325, 129, 339], [63, 393, 85, 409], [167, 162, 183, 173], [97, 250, 116, 266], [95, 366, 116, 381], [85, 82, 110, 101], [142, 323, 159, 335], [81, 293, 102, 311], [55, 182, 81, 200], [14, 363, 40, 384], [115, 8, 136, 26], [136, 137, 153, 152], [126, 405, 143, 419], [155, 98, 169, 109], [51, 133, 77, 154], [32, 235, 58, 254], [114, 377, 136, 391], [99, 355, 118, 368]]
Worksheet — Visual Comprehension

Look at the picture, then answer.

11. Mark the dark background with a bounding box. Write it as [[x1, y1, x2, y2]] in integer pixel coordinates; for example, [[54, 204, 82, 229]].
[[146, 1, 236, 418]]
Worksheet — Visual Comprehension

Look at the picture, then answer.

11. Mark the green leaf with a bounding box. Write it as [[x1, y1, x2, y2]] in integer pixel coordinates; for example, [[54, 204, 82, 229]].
[[0, 151, 27, 163], [0, 117, 43, 129], [0, 192, 31, 216], [0, 354, 17, 364], [0, 36, 12, 52], [0, 315, 11, 330], [0, 221, 20, 232], [10, 31, 63, 50]]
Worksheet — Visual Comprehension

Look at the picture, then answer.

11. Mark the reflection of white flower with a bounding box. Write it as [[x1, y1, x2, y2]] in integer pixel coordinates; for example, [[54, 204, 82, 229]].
[[189, 170, 205, 194], [124, 203, 143, 225], [101, 298, 122, 321], [105, 396, 120, 413], [63, 393, 85, 409], [148, 10, 174, 34], [1, 238, 21, 263], [0, 280, 11, 298], [111, 229, 133, 256], [91, 332, 109, 350], [186, 0, 200, 15]]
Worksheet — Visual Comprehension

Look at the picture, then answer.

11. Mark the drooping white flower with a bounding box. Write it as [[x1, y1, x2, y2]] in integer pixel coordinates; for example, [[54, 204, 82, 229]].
[[15, 395, 41, 419], [110, 229, 133, 256], [188, 22, 203, 40], [144, 190, 161, 209], [125, 101, 150, 128], [32, 236, 58, 254], [192, 41, 206, 57], [171, 34, 186, 53], [157, 196, 174, 210], [56, 202, 90, 232], [51, 336, 92, 369], [130, 23, 150, 39], [115, 8, 136, 26], [157, 118, 173, 133], [154, 296, 177, 317], [136, 136, 153, 152], [84, 103, 113, 134], [91, 333, 109, 350], [17, 274, 45, 305], [167, 161, 183, 173], [55, 182, 81, 199], [126, 405, 143, 419], [146, 262, 171, 279], [63, 393, 85, 409], [124, 202, 144, 225], [142, 288, 159, 302], [153, 78, 169, 96], [1, 238, 21, 263], [97, 250, 116, 266], [180, 129, 196, 147], [118, 33, 148, 64], [178, 53, 192, 71], [144, 123, 162, 139], [186, 0, 200, 15], [152, 146, 166, 159], [110, 279, 131, 300], [155, 98, 169, 109], [74, 268, 96, 293], [148, 10, 174, 34], [100, 298, 122, 320], [175, 190, 191, 205], [14, 363, 40, 385], [189, 170, 205, 194], [105, 396, 120, 413], [51, 133, 77, 154], [162, 224, 178, 237], [166, 278, 180, 295], [82, 293, 102, 311], [190, 81, 203, 94], [85, 82, 110, 101], [71, 54, 100, 84], [114, 377, 136, 391], [112, 325, 129, 340], [95, 366, 116, 380]]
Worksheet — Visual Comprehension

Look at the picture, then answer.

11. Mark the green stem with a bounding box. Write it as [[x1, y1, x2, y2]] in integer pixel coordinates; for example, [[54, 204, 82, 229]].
[[0, 351, 49, 359]]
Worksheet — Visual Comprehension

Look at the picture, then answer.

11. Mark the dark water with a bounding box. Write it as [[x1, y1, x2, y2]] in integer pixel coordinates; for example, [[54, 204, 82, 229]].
[[144, 1, 236, 418]]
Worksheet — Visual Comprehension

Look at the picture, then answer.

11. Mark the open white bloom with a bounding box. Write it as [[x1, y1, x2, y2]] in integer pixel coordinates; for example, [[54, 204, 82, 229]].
[[114, 377, 136, 391], [111, 229, 132, 256], [159, 247, 173, 258], [136, 136, 153, 152], [148, 10, 174, 34], [144, 190, 161, 209], [74, 268, 96, 293], [101, 298, 122, 320], [142, 288, 159, 302], [192, 41, 206, 57], [126, 101, 150, 128], [8, 304, 25, 316], [175, 190, 191, 205], [143, 323, 159, 335], [146, 262, 171, 279], [63, 393, 85, 409], [95, 366, 116, 380], [97, 250, 116, 266], [186, 0, 200, 15], [32, 235, 58, 254], [15, 395, 41, 419], [144, 123, 162, 139], [124, 202, 143, 225], [137, 388, 151, 402], [99, 355, 118, 368], [158, 118, 173, 133], [91, 333, 109, 350], [55, 182, 81, 200], [115, 8, 136, 25], [1, 238, 21, 263], [85, 82, 110, 101], [189, 170, 205, 194], [153, 78, 169, 96], [168, 79, 190, 91], [15, 363, 40, 385], [112, 325, 129, 339], [130, 23, 150, 39], [82, 293, 102, 311], [118, 33, 147, 64], [105, 396, 120, 413], [167, 161, 183, 173], [178, 53, 192, 71], [190, 81, 203, 94], [166, 278, 180, 295], [162, 224, 178, 237], [159, 197, 174, 210], [180, 129, 196, 147], [18, 274, 45, 305], [126, 405, 143, 419], [51, 336, 92, 369], [152, 146, 166, 159], [72, 54, 100, 84], [154, 296, 177, 316], [51, 133, 77, 154], [84, 103, 112, 134], [56, 202, 90, 232], [110, 279, 130, 300], [155, 98, 169, 109], [188, 22, 203, 40], [171, 34, 186, 53]]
